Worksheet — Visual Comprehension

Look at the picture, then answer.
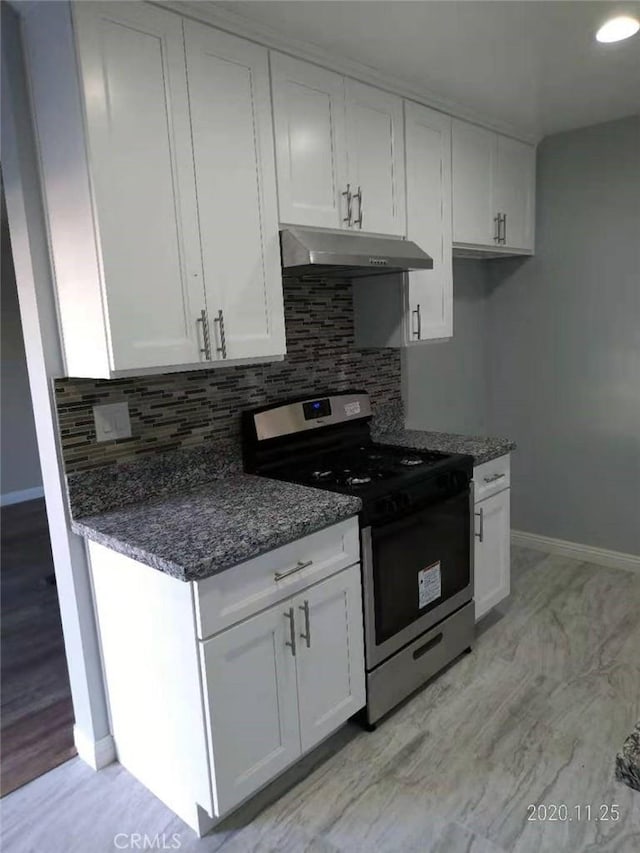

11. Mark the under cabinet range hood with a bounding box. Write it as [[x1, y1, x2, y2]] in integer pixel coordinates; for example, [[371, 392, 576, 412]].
[[280, 227, 433, 279]]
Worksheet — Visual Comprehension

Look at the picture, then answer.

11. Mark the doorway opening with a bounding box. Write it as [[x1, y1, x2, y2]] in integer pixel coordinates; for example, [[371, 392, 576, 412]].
[[1, 182, 76, 796]]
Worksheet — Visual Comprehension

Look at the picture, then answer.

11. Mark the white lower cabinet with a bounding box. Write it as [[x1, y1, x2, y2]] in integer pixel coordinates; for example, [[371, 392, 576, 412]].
[[295, 567, 366, 752], [200, 600, 301, 816], [87, 518, 364, 836], [201, 563, 365, 815], [473, 456, 511, 621]]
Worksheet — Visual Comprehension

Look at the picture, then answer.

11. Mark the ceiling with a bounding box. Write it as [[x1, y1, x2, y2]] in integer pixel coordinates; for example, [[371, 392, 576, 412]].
[[213, 1, 640, 138]]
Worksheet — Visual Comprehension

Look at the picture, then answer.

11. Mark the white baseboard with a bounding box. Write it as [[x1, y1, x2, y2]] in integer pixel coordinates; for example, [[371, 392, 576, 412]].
[[73, 725, 117, 770], [511, 530, 640, 574], [0, 486, 45, 506]]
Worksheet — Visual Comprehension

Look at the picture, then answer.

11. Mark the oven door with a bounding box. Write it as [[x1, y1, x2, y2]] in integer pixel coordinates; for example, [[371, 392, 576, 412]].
[[362, 489, 473, 670]]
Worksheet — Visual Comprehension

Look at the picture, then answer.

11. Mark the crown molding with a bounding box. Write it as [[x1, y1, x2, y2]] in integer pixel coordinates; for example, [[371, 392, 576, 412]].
[[154, 0, 541, 144]]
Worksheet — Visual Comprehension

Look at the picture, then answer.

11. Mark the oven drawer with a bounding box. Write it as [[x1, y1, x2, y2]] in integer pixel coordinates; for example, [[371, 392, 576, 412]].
[[473, 454, 510, 502], [194, 517, 360, 639], [366, 601, 475, 724]]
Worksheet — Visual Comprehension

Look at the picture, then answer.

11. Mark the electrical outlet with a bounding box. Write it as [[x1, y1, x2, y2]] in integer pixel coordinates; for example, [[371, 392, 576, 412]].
[[93, 402, 132, 442]]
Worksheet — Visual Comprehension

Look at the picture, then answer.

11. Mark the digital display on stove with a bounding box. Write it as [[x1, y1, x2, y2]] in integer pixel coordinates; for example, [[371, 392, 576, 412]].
[[303, 398, 331, 420]]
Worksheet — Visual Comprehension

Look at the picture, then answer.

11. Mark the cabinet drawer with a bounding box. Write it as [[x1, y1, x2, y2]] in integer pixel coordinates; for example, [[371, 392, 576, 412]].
[[473, 454, 510, 502], [194, 517, 360, 639]]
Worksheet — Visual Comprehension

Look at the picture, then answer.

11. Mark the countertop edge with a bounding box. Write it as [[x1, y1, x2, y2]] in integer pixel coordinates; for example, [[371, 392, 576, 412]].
[[73, 501, 362, 582], [373, 428, 516, 465]]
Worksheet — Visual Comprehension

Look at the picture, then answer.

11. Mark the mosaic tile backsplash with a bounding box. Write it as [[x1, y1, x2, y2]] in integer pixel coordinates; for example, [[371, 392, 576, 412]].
[[55, 278, 402, 473]]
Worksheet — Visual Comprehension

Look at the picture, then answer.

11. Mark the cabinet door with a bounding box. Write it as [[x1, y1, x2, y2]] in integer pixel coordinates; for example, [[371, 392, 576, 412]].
[[271, 53, 348, 229], [184, 23, 285, 361], [345, 80, 406, 237], [494, 135, 536, 252], [295, 565, 365, 753], [452, 120, 496, 246], [405, 102, 453, 341], [73, 2, 205, 371], [200, 602, 300, 816], [474, 489, 511, 621]]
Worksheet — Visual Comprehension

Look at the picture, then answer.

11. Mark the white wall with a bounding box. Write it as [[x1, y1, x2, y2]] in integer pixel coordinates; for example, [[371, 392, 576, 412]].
[[1, 187, 43, 503]]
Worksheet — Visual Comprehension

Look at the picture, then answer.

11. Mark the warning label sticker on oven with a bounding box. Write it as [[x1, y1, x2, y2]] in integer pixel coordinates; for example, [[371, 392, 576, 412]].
[[344, 401, 361, 416], [418, 562, 442, 609]]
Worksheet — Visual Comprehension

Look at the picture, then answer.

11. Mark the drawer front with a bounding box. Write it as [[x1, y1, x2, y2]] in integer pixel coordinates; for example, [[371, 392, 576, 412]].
[[473, 454, 510, 502], [194, 517, 360, 639]]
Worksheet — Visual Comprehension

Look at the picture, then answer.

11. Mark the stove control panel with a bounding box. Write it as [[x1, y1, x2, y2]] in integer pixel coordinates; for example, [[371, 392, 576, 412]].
[[303, 398, 331, 420]]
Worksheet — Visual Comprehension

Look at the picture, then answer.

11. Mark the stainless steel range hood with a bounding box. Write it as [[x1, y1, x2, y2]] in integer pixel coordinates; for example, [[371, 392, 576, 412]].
[[280, 227, 433, 279]]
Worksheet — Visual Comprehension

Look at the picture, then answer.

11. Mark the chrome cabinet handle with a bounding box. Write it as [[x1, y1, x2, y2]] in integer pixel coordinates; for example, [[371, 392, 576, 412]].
[[412, 304, 422, 339], [494, 213, 501, 243], [342, 184, 353, 226], [213, 309, 227, 359], [284, 607, 296, 657], [483, 473, 506, 484], [274, 559, 313, 582], [475, 507, 484, 542], [299, 599, 311, 648], [196, 309, 211, 360], [353, 186, 363, 229], [501, 213, 507, 245]]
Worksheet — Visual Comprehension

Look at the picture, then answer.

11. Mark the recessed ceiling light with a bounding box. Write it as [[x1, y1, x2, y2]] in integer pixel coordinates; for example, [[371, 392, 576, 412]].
[[596, 15, 640, 43]]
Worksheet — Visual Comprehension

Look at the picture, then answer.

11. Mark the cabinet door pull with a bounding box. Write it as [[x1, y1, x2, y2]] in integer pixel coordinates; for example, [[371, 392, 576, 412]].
[[284, 607, 296, 657], [412, 632, 443, 660], [299, 599, 311, 648], [196, 309, 211, 360], [342, 184, 353, 226], [274, 559, 313, 582], [501, 213, 507, 245], [474, 507, 484, 542], [353, 186, 363, 229], [483, 473, 506, 484], [213, 309, 227, 359], [412, 304, 422, 339], [494, 213, 501, 243]]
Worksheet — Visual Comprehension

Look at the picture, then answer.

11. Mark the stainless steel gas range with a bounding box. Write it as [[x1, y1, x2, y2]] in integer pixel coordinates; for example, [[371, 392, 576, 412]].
[[242, 391, 475, 727]]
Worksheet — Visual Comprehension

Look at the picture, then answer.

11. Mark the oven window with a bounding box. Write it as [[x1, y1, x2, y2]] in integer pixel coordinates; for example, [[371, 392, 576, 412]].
[[371, 491, 470, 644]]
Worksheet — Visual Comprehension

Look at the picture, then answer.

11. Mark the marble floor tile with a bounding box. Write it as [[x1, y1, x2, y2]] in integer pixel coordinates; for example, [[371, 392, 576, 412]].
[[1, 547, 639, 853]]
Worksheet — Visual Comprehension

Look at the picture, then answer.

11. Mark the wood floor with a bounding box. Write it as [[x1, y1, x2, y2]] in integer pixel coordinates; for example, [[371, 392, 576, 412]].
[[1, 546, 639, 852], [0, 499, 76, 796]]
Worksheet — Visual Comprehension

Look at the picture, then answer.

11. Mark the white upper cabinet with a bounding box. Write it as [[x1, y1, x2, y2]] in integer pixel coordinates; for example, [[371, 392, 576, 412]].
[[72, 2, 206, 373], [271, 53, 405, 236], [352, 101, 451, 347], [345, 80, 406, 236], [494, 135, 536, 252], [183, 22, 285, 361], [270, 54, 349, 230], [452, 118, 536, 254], [452, 120, 496, 247], [23, 2, 286, 378], [404, 102, 453, 340]]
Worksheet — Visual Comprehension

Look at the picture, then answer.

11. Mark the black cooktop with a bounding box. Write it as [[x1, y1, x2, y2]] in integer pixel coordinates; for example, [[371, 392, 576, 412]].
[[266, 442, 455, 498]]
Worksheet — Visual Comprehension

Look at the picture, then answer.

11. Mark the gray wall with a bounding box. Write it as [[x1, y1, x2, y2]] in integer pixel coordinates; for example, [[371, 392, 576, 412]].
[[403, 259, 489, 434], [487, 115, 640, 554], [1, 190, 43, 499]]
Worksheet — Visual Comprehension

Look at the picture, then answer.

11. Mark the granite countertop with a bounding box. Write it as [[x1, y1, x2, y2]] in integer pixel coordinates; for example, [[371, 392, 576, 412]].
[[373, 428, 516, 465], [72, 474, 362, 582]]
